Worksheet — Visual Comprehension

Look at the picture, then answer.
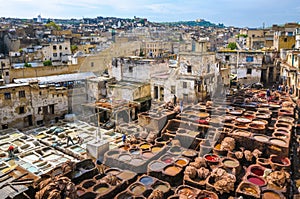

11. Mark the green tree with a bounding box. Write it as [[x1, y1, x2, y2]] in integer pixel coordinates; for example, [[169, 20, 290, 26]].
[[45, 21, 61, 30], [71, 45, 78, 54], [43, 60, 52, 66], [227, 42, 237, 50], [24, 62, 32, 67]]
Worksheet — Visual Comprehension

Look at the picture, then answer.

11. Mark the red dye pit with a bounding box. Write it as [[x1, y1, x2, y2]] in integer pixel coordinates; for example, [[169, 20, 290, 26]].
[[248, 176, 265, 186]]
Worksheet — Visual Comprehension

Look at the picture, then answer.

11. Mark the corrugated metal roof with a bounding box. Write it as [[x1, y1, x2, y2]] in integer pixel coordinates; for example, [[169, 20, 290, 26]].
[[13, 72, 97, 84]]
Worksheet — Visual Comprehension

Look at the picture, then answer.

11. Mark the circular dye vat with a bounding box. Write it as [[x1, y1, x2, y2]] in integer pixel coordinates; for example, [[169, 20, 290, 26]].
[[241, 186, 258, 195], [250, 167, 264, 176], [149, 161, 165, 171], [223, 159, 239, 168], [130, 149, 140, 155], [253, 135, 269, 142], [119, 154, 132, 162], [130, 158, 143, 165], [271, 156, 290, 165], [142, 152, 154, 159], [154, 184, 169, 192], [140, 176, 154, 186], [270, 138, 286, 146], [94, 186, 109, 194], [164, 166, 181, 176], [130, 184, 146, 195], [170, 146, 181, 154], [161, 156, 174, 164], [204, 154, 219, 162], [151, 147, 162, 153], [120, 145, 130, 151], [106, 169, 120, 175], [182, 150, 197, 158], [140, 144, 151, 150], [247, 176, 266, 186], [177, 187, 197, 198], [176, 159, 188, 167], [117, 171, 136, 180], [262, 191, 281, 199]]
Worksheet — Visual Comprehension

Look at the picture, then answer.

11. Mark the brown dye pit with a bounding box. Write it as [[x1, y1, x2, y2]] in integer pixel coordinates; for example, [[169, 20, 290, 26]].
[[164, 166, 181, 176], [177, 188, 197, 198], [95, 186, 109, 194], [130, 184, 146, 195], [154, 184, 169, 192], [117, 171, 135, 180], [262, 191, 281, 199], [214, 144, 221, 150], [242, 186, 258, 195]]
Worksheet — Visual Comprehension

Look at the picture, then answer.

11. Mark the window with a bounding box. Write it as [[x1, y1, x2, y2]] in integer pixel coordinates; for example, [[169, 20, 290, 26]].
[[247, 68, 252, 75], [39, 91, 42, 96], [183, 82, 187, 89], [183, 94, 188, 102], [19, 90, 25, 98], [53, 45, 57, 50], [187, 65, 192, 73], [129, 66, 133, 72], [38, 107, 42, 114], [5, 71, 9, 76], [59, 45, 62, 50], [19, 106, 25, 114], [53, 53, 57, 57], [284, 38, 287, 42], [2, 124, 8, 130], [171, 86, 176, 94], [225, 55, 230, 61], [65, 47, 68, 50], [4, 92, 11, 100], [246, 56, 254, 62], [49, 105, 55, 114], [207, 64, 210, 73], [37, 120, 43, 125], [91, 62, 94, 67]]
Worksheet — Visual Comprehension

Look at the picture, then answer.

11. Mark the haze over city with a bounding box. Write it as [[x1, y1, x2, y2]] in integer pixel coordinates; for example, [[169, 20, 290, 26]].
[[0, 0, 299, 27]]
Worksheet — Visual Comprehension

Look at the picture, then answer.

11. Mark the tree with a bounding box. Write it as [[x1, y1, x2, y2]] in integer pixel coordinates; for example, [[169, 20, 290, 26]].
[[43, 60, 52, 66], [71, 45, 78, 54], [24, 62, 32, 67], [227, 42, 237, 50], [45, 21, 61, 30]]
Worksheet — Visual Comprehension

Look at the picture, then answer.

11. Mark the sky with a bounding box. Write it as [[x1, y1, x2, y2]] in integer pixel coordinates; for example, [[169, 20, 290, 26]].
[[0, 0, 299, 27]]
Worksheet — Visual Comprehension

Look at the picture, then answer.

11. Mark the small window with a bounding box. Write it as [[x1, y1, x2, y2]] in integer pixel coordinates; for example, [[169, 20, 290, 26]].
[[284, 38, 288, 42], [246, 56, 254, 62], [37, 120, 43, 125], [183, 82, 187, 89], [19, 90, 25, 98], [225, 55, 230, 61], [2, 124, 8, 129], [53, 45, 57, 50], [247, 68, 252, 75], [5, 71, 9, 76], [19, 106, 25, 114], [53, 53, 57, 57], [65, 47, 68, 50], [38, 107, 42, 114], [129, 66, 133, 72], [4, 92, 11, 100], [59, 45, 62, 50], [91, 62, 94, 67], [39, 91, 42, 96], [183, 94, 188, 102], [171, 86, 176, 94], [187, 65, 192, 73]]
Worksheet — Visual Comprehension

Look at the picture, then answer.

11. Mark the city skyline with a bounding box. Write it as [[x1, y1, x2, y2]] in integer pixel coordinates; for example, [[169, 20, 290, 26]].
[[0, 0, 299, 27]]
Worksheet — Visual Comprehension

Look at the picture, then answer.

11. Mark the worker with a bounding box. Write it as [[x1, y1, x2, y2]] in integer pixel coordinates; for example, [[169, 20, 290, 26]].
[[77, 135, 83, 145], [8, 145, 14, 158], [173, 95, 177, 106], [122, 133, 127, 144], [66, 135, 75, 146]]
